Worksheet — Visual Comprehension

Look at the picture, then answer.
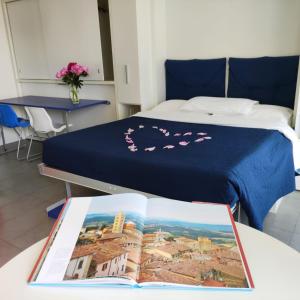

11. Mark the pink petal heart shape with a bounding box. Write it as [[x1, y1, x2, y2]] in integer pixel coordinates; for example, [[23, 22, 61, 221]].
[[125, 126, 212, 152], [145, 147, 156, 152], [179, 141, 189, 146]]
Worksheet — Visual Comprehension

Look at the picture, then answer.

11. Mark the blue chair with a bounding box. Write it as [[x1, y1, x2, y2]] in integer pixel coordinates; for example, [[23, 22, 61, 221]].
[[0, 104, 30, 160]]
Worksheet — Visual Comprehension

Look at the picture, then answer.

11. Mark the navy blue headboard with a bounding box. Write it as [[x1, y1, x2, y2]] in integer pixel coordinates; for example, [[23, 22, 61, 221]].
[[228, 56, 299, 108], [165, 58, 226, 100]]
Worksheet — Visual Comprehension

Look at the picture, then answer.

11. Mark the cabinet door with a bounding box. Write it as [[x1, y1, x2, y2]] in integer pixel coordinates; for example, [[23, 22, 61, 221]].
[[6, 0, 49, 79], [109, 0, 141, 104], [39, 0, 104, 80]]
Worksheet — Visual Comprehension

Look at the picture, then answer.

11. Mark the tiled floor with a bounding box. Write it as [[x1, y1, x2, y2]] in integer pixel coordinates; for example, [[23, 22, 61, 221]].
[[263, 193, 300, 251], [0, 149, 104, 267], [0, 149, 299, 267]]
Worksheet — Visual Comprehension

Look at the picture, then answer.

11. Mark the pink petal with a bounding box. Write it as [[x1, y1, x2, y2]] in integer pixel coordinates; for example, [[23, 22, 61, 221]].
[[197, 132, 207, 136], [174, 133, 181, 136], [204, 136, 212, 140], [179, 141, 190, 146], [194, 138, 204, 142], [139, 125, 144, 129], [183, 132, 192, 136], [145, 147, 156, 152], [165, 132, 170, 136], [126, 140, 134, 144], [152, 126, 158, 129], [127, 128, 134, 133], [163, 145, 175, 149]]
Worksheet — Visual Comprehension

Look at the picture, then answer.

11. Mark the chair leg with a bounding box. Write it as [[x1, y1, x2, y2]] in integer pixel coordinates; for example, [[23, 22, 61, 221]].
[[0, 126, 26, 157], [26, 133, 42, 162], [0, 125, 7, 152], [13, 128, 27, 160]]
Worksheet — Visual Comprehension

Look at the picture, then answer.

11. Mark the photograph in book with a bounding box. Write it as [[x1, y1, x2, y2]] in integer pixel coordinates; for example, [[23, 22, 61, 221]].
[[139, 218, 249, 288], [64, 209, 144, 281]]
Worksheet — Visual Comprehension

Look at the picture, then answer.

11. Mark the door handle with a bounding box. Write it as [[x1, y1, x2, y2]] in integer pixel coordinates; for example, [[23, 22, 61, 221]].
[[124, 65, 129, 84]]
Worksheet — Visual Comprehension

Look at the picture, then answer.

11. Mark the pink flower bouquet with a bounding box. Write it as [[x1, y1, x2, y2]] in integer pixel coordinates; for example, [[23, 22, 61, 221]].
[[56, 62, 88, 104]]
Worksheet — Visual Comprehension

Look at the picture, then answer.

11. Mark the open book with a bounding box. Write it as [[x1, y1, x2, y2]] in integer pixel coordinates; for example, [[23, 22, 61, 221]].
[[29, 193, 254, 290]]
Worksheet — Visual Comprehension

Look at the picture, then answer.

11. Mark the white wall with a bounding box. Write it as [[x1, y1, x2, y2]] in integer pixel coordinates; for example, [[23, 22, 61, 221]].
[[150, 0, 167, 104], [165, 0, 300, 134], [166, 0, 300, 58], [0, 3, 20, 146]]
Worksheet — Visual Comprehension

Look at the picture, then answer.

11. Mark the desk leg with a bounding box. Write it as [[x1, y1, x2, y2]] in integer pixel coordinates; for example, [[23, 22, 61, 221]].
[[0, 125, 7, 152], [64, 111, 70, 132]]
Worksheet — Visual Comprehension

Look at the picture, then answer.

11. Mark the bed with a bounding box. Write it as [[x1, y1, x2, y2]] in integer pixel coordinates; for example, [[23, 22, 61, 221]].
[[41, 56, 300, 230]]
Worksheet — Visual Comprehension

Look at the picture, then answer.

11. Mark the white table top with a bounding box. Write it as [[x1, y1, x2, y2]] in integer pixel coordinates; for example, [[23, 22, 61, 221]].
[[1, 223, 300, 300]]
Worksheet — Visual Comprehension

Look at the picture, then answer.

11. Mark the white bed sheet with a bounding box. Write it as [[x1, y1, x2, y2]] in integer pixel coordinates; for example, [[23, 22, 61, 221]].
[[135, 101, 300, 169]]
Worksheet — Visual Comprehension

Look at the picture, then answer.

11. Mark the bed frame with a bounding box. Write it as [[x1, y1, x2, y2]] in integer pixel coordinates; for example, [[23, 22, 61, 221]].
[[38, 163, 241, 221]]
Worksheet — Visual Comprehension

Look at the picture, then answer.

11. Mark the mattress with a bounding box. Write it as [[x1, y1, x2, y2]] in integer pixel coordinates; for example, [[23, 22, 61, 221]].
[[43, 116, 295, 230]]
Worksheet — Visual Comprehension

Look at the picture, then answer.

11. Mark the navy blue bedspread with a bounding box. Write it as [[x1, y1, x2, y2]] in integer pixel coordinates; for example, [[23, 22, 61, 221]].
[[43, 117, 295, 230]]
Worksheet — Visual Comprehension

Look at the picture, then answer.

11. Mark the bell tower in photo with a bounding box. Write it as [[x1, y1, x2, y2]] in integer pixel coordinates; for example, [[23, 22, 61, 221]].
[[112, 211, 125, 233]]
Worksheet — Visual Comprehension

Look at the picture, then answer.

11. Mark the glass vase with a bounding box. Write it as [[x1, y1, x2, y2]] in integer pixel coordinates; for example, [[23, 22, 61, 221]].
[[69, 85, 80, 104]]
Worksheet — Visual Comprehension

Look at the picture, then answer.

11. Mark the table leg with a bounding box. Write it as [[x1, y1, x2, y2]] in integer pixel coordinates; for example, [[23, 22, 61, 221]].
[[64, 111, 70, 132]]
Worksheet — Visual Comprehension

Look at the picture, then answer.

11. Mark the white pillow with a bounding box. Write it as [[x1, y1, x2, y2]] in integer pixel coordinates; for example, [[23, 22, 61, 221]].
[[180, 97, 259, 115], [151, 99, 186, 112], [250, 104, 293, 125]]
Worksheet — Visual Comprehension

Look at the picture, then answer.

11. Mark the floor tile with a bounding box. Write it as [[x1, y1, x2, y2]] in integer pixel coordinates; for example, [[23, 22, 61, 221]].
[[294, 216, 300, 234], [270, 210, 299, 232], [264, 227, 293, 245]]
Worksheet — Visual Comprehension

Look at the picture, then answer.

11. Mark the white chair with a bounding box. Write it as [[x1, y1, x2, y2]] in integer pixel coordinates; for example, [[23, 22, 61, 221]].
[[25, 107, 66, 161]]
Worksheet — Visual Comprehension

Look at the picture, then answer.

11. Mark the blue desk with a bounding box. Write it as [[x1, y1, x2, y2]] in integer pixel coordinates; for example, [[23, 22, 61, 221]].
[[0, 95, 110, 131]]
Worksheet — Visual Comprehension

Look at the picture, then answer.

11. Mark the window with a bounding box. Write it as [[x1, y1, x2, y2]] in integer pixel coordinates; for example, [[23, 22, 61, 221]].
[[102, 263, 108, 271], [78, 260, 83, 270], [121, 265, 124, 271]]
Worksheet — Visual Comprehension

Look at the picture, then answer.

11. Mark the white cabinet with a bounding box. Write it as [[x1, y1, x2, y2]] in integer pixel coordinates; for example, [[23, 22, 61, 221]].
[[4, 0, 110, 80], [6, 0, 49, 79], [109, 0, 141, 105], [109, 0, 155, 117], [38, 0, 104, 80]]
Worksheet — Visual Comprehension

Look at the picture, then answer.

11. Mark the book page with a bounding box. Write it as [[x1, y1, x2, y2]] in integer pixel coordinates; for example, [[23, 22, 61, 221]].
[[35, 193, 147, 284], [139, 198, 251, 289]]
